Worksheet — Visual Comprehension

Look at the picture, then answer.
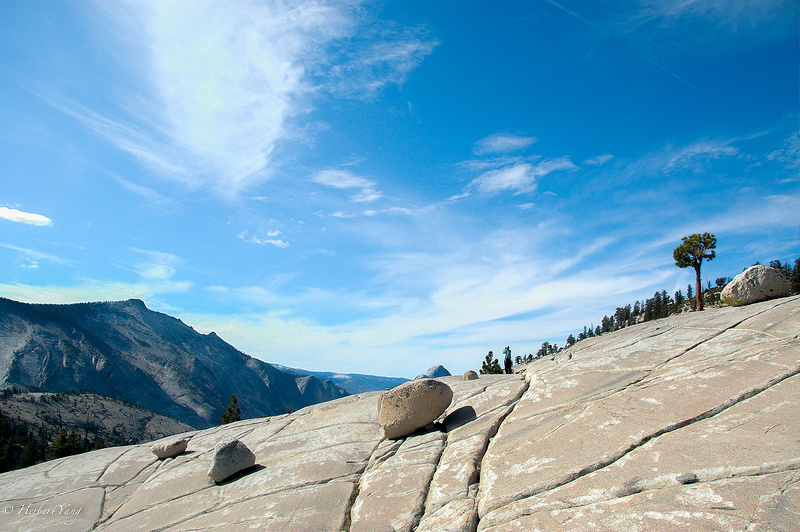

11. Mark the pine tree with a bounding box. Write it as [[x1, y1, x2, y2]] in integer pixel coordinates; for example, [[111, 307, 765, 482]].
[[480, 351, 503, 374], [50, 431, 70, 459], [674, 233, 716, 311], [221, 395, 241, 425], [791, 258, 800, 295], [0, 438, 14, 473]]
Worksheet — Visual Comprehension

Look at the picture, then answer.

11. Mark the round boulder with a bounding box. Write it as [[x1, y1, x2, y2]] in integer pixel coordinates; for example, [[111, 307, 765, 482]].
[[207, 438, 256, 483], [463, 370, 479, 381], [721, 265, 791, 306], [379, 379, 453, 439]]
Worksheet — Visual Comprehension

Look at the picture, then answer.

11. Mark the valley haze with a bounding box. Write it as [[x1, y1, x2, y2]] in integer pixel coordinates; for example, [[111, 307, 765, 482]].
[[0, 1, 797, 378]]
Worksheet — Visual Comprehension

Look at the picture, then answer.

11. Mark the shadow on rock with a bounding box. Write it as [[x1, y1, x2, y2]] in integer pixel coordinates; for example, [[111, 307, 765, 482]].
[[214, 464, 265, 485], [442, 406, 477, 432]]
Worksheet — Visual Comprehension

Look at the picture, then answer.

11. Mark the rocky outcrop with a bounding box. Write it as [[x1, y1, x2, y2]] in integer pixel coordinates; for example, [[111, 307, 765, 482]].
[[721, 264, 792, 306], [463, 370, 479, 380], [0, 295, 797, 532]]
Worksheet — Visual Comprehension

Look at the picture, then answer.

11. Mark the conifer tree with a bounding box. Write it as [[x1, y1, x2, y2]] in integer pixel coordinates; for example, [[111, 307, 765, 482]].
[[221, 394, 241, 425], [674, 233, 716, 311], [480, 351, 502, 374]]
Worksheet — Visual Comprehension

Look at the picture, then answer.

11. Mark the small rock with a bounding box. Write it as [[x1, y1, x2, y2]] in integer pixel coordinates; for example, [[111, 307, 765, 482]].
[[379, 379, 453, 439], [207, 438, 256, 483], [721, 265, 791, 306], [151, 437, 189, 460], [463, 370, 479, 381]]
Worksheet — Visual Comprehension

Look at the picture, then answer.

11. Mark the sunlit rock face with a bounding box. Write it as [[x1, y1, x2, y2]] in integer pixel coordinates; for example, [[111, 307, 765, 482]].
[[721, 264, 791, 306], [1, 295, 797, 532]]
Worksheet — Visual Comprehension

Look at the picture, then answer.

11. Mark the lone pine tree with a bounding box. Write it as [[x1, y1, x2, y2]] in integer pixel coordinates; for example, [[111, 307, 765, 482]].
[[221, 394, 241, 425], [674, 233, 716, 311]]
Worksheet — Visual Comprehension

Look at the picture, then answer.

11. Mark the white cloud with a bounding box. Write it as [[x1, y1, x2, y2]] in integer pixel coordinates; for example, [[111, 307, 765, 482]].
[[324, 22, 439, 97], [469, 157, 576, 195], [0, 207, 52, 226], [663, 140, 738, 172], [238, 231, 289, 248], [65, 1, 436, 196], [311, 169, 382, 203], [474, 133, 537, 155], [583, 154, 614, 166]]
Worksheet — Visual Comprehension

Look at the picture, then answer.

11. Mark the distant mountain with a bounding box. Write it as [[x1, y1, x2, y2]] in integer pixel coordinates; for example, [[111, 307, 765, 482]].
[[275, 365, 409, 394], [0, 298, 347, 428]]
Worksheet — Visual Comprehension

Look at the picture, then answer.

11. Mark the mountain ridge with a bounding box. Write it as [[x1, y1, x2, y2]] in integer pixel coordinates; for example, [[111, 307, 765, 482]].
[[0, 297, 347, 428]]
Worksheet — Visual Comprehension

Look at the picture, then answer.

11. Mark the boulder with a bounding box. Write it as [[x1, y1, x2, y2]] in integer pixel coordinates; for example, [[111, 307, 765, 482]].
[[415, 365, 452, 380], [379, 379, 453, 439], [207, 438, 256, 483], [463, 370, 479, 381], [151, 437, 189, 460], [721, 265, 791, 306]]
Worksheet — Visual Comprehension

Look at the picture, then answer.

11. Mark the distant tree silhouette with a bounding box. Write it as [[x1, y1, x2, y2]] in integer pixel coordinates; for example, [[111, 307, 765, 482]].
[[792, 258, 800, 294], [221, 394, 241, 425], [674, 233, 716, 311]]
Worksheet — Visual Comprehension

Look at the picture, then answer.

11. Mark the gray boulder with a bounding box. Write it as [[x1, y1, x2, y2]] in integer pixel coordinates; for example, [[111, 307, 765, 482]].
[[463, 370, 479, 381], [207, 438, 256, 482], [379, 379, 453, 439], [151, 437, 189, 460], [721, 265, 791, 306]]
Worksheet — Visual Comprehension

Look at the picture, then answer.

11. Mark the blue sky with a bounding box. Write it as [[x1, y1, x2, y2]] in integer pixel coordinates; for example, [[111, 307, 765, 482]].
[[1, 0, 798, 378]]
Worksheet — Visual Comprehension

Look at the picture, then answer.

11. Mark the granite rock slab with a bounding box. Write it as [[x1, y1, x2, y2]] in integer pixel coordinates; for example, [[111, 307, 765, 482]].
[[0, 295, 796, 532]]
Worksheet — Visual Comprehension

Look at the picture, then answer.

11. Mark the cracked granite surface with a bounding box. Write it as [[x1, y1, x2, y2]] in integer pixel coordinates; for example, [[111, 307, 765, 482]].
[[1, 296, 797, 532]]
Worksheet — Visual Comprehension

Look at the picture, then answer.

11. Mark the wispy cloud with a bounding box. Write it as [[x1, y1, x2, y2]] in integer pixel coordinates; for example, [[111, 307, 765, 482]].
[[473, 133, 537, 155], [0, 243, 74, 267], [663, 140, 738, 172], [0, 207, 52, 226], [49, 1, 437, 197], [324, 22, 439, 98], [311, 169, 382, 203], [469, 158, 576, 195], [766, 132, 799, 170], [238, 231, 289, 248], [583, 154, 614, 166], [118, 248, 193, 294]]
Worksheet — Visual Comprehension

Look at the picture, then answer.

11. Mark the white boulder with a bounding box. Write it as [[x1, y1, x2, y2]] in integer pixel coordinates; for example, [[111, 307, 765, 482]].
[[721, 265, 791, 306]]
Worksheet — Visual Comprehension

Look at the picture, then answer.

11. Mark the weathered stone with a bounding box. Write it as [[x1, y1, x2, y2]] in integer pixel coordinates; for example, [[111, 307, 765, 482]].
[[207, 438, 256, 483], [463, 370, 479, 380], [721, 264, 791, 306], [151, 437, 189, 459], [379, 379, 453, 439], [416, 498, 478, 532]]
